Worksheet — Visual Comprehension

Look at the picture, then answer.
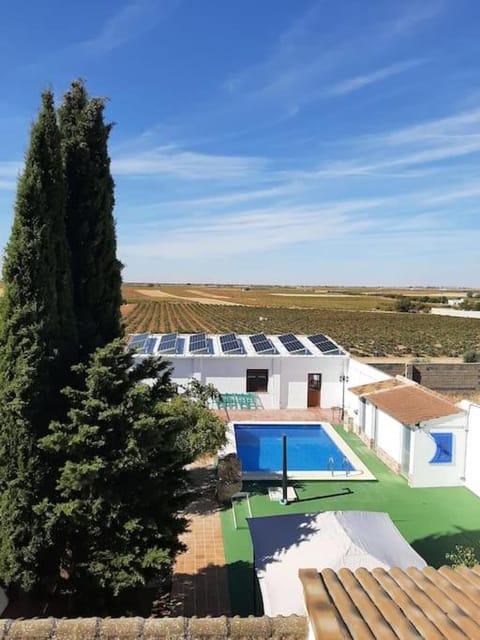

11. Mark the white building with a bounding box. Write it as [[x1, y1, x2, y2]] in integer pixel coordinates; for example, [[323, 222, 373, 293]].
[[129, 332, 348, 410], [347, 375, 466, 488]]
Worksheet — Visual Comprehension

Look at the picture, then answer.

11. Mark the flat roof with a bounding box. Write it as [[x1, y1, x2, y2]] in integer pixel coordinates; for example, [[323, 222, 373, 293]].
[[349, 378, 464, 425], [127, 332, 347, 358], [300, 564, 480, 639]]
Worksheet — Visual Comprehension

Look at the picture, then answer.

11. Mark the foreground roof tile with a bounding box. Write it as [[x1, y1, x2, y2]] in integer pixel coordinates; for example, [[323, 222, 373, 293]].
[[300, 565, 480, 639]]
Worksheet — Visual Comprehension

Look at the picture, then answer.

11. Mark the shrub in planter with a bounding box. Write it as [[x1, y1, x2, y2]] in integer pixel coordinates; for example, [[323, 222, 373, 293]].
[[216, 454, 242, 503]]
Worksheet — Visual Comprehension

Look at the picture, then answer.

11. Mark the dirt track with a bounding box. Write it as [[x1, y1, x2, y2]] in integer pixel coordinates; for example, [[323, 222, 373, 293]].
[[135, 289, 241, 306]]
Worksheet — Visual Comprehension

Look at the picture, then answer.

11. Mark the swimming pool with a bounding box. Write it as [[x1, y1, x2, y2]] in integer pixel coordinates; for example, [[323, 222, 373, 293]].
[[225, 421, 375, 480]]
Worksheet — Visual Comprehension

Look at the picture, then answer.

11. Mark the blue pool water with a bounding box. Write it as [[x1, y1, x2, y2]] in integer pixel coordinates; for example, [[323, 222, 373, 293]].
[[234, 423, 355, 472]]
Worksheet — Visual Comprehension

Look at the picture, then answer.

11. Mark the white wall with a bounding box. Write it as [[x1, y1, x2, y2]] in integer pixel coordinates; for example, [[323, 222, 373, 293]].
[[363, 402, 376, 442], [345, 359, 391, 430], [282, 356, 346, 409], [149, 354, 348, 409], [409, 414, 467, 488], [462, 401, 480, 497], [375, 410, 404, 463]]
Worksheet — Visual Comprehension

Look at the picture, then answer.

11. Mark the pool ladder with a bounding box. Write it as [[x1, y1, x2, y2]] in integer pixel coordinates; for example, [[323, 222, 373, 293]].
[[327, 456, 351, 476]]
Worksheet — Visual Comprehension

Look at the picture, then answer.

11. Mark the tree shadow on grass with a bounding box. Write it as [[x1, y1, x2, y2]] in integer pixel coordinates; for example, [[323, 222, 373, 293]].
[[411, 527, 480, 568]]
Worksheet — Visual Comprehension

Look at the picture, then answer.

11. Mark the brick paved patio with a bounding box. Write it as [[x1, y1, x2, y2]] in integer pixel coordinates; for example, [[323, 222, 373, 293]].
[[217, 407, 339, 423], [171, 465, 230, 617]]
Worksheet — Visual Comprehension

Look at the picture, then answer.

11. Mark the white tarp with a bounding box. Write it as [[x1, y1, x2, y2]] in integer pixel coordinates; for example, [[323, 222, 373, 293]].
[[247, 510, 426, 616]]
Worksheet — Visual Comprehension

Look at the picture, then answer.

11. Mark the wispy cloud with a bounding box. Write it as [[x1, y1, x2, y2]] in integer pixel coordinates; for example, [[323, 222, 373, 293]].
[[142, 185, 296, 209], [78, 0, 178, 54], [120, 198, 385, 259], [112, 145, 267, 180], [310, 106, 480, 177], [222, 1, 441, 117], [387, 0, 445, 37], [0, 161, 21, 190], [324, 59, 425, 97]]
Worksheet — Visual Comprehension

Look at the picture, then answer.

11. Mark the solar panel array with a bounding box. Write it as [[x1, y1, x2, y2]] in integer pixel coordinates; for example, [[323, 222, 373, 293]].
[[278, 333, 309, 354], [250, 333, 276, 354], [308, 334, 343, 354], [220, 333, 243, 353], [189, 333, 208, 353], [127, 332, 344, 357], [158, 332, 178, 353]]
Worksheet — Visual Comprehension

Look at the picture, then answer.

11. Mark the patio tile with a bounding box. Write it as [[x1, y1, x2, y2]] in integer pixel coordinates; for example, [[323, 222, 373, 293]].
[[171, 465, 231, 617]]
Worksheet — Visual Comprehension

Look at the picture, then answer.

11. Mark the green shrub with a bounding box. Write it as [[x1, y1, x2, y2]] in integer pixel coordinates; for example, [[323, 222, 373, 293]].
[[463, 350, 480, 363], [446, 544, 479, 568]]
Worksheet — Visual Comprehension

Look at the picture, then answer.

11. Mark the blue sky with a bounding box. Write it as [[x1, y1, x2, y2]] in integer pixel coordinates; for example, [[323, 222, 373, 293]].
[[0, 0, 479, 286]]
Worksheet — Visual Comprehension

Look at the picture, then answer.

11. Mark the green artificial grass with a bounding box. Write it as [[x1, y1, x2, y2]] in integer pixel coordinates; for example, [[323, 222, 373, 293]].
[[220, 425, 480, 615]]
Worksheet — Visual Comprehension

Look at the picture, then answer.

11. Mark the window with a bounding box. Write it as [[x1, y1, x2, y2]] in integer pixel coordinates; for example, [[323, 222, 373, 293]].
[[246, 369, 268, 393], [429, 432, 453, 464]]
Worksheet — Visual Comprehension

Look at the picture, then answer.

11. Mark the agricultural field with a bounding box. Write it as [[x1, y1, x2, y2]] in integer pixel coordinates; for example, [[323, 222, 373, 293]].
[[121, 298, 480, 358], [124, 283, 472, 311]]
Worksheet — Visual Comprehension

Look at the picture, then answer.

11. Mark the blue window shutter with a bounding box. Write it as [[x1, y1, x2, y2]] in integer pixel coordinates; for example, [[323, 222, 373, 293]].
[[429, 432, 453, 464]]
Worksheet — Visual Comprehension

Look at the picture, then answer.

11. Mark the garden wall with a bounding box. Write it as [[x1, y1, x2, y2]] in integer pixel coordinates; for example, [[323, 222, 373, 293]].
[[369, 362, 480, 394]]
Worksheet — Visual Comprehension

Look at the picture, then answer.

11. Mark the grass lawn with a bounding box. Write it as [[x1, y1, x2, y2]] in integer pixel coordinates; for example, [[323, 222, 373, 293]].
[[220, 426, 480, 615]]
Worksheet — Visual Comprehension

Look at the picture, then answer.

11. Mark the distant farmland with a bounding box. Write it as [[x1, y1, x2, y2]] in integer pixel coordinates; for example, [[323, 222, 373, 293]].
[[122, 298, 480, 358]]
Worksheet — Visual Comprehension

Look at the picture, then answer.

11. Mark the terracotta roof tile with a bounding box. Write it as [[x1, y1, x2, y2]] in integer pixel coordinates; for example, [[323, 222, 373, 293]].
[[300, 565, 480, 639], [366, 385, 463, 425], [348, 378, 405, 396], [349, 378, 463, 425]]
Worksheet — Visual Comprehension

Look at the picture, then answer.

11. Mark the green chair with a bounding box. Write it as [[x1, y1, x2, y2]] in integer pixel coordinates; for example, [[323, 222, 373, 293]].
[[222, 393, 238, 410], [237, 393, 250, 409]]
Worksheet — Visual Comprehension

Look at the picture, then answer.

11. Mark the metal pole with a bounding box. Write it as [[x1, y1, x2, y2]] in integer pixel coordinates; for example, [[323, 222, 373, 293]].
[[280, 434, 288, 506], [341, 376, 345, 422]]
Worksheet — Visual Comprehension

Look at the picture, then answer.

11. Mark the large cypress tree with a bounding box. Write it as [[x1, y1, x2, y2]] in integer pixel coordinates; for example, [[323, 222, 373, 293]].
[[0, 90, 76, 591], [59, 79, 123, 361]]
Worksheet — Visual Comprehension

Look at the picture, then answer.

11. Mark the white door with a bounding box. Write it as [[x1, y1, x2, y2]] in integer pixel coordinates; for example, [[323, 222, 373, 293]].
[[372, 407, 378, 448], [401, 427, 412, 477], [359, 399, 366, 433]]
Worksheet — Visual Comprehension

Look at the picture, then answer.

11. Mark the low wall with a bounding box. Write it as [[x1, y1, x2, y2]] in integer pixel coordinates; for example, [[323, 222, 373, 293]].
[[431, 308, 480, 319], [0, 616, 308, 639], [369, 363, 480, 394]]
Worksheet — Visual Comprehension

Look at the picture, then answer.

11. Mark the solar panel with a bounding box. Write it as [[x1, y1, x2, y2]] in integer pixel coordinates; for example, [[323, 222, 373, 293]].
[[220, 333, 242, 353], [278, 333, 308, 354], [128, 333, 149, 351], [189, 333, 207, 353], [158, 332, 178, 352], [250, 333, 275, 353], [144, 337, 157, 354], [308, 334, 339, 353], [308, 334, 330, 345]]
